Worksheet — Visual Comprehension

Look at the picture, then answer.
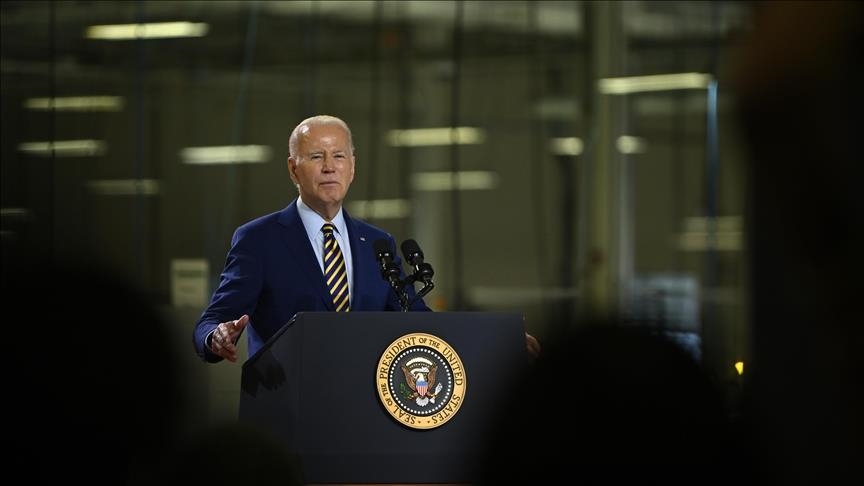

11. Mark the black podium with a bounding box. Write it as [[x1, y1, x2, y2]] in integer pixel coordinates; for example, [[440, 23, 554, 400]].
[[239, 311, 528, 484]]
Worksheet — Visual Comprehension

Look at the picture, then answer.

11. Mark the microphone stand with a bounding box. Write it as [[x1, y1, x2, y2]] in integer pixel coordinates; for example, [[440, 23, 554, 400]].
[[396, 280, 410, 312], [384, 271, 410, 312], [402, 273, 434, 309]]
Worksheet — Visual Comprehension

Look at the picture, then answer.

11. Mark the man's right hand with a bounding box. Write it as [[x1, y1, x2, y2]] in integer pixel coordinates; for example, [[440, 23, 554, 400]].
[[210, 315, 249, 362]]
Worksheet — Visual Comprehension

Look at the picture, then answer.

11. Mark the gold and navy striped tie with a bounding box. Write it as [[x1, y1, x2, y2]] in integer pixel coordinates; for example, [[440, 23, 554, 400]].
[[322, 223, 350, 312]]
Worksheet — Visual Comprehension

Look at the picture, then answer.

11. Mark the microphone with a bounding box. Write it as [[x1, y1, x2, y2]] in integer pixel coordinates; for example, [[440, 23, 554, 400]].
[[400, 239, 435, 300], [374, 238, 409, 311], [400, 239, 434, 285]]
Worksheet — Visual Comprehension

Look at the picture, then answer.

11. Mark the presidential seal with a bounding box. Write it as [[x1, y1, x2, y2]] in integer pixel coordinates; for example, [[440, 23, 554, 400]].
[[376, 332, 467, 430]]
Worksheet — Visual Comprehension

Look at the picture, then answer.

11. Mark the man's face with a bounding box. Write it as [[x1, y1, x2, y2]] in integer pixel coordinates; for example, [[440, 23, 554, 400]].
[[288, 123, 355, 219]]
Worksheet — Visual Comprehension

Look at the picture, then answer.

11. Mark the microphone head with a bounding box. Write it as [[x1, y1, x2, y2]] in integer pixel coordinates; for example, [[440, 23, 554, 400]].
[[400, 239, 424, 265], [373, 238, 393, 259], [373, 239, 401, 281]]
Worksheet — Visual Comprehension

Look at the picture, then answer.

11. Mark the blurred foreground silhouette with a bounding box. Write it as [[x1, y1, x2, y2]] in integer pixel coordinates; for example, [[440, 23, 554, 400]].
[[5, 258, 186, 484], [5, 256, 303, 485], [476, 322, 735, 484], [731, 1, 863, 484]]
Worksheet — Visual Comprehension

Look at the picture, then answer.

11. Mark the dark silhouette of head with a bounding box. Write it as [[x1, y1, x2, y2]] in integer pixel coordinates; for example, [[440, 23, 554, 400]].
[[477, 321, 733, 484], [163, 422, 304, 486], [5, 258, 186, 484]]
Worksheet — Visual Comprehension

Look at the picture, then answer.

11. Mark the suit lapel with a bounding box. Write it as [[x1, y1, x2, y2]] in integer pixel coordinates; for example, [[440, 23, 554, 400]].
[[278, 201, 335, 311], [345, 209, 371, 310]]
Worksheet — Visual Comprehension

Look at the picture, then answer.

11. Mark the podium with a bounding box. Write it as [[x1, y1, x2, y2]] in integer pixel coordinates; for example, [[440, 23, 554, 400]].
[[239, 311, 529, 484]]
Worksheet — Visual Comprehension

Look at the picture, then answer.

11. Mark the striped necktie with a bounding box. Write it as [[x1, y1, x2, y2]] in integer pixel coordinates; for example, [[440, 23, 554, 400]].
[[322, 223, 350, 312]]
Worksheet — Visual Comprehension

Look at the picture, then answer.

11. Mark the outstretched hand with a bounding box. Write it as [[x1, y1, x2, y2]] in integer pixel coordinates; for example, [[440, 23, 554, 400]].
[[526, 332, 541, 358], [210, 315, 249, 362]]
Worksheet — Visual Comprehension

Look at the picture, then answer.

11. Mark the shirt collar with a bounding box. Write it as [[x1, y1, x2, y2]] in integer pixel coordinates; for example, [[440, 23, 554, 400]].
[[296, 196, 347, 238]]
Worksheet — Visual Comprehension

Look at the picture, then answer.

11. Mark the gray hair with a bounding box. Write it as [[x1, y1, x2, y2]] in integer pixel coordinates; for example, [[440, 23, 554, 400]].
[[288, 115, 354, 159]]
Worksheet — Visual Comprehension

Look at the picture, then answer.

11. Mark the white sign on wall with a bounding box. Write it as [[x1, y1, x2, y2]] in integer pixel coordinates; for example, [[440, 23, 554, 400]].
[[171, 258, 210, 308]]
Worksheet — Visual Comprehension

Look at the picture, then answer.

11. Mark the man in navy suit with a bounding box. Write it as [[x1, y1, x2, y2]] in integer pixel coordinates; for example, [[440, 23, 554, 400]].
[[194, 115, 428, 363]]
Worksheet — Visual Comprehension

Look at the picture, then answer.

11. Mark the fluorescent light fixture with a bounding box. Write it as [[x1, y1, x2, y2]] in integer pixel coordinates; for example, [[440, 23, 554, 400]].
[[677, 231, 742, 251], [18, 140, 106, 157], [387, 127, 486, 147], [180, 145, 272, 165], [683, 216, 742, 233], [469, 286, 581, 306], [598, 73, 712, 94], [533, 97, 581, 121], [550, 137, 583, 156], [347, 199, 411, 219], [86, 21, 209, 40], [23, 96, 124, 111], [616, 135, 647, 154], [411, 171, 499, 191], [0, 208, 31, 220], [678, 216, 743, 251], [87, 179, 160, 196]]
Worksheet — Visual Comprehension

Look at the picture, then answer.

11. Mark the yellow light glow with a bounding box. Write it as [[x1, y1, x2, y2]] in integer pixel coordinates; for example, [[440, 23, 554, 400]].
[[598, 73, 712, 95], [386, 127, 485, 147], [616, 135, 647, 154], [734, 361, 744, 376], [411, 171, 499, 191], [180, 145, 271, 165], [347, 199, 411, 219], [24, 96, 124, 111], [549, 137, 583, 156], [18, 140, 106, 157], [87, 179, 160, 196], [86, 22, 208, 40]]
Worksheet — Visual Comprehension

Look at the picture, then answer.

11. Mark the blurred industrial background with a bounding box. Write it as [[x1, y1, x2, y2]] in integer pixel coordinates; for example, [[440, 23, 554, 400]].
[[6, 2, 863, 481], [1, 0, 754, 423]]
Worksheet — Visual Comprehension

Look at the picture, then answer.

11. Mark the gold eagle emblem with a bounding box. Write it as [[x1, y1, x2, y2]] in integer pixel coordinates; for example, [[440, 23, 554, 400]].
[[401, 363, 438, 399]]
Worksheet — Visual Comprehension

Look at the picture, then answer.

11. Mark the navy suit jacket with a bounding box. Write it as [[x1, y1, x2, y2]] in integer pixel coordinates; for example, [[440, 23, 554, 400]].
[[193, 200, 429, 362]]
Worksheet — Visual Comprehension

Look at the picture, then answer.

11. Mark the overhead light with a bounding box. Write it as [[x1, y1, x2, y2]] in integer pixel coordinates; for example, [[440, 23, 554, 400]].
[[347, 199, 411, 219], [683, 216, 742, 233], [677, 233, 742, 252], [412, 171, 498, 191], [387, 127, 486, 147], [677, 216, 743, 252], [734, 361, 744, 376], [18, 140, 106, 157], [0, 208, 31, 220], [533, 97, 581, 121], [180, 145, 272, 165], [616, 135, 647, 154], [85, 21, 209, 40], [87, 179, 160, 196], [23, 96, 124, 111], [550, 137, 583, 156], [469, 286, 581, 306], [598, 73, 712, 94]]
